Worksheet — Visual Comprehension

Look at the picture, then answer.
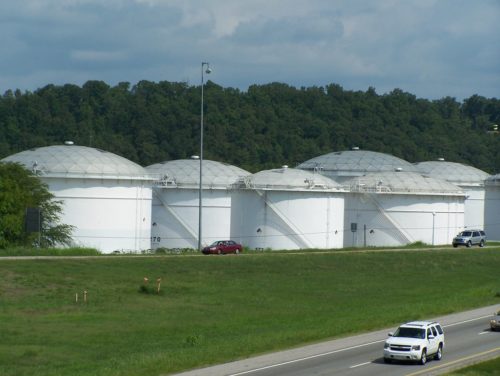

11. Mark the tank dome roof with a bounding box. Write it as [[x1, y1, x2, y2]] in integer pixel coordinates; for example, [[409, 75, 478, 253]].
[[297, 149, 417, 176], [415, 160, 490, 186], [241, 166, 341, 190], [346, 171, 464, 195], [485, 174, 500, 186], [146, 159, 250, 189], [2, 144, 151, 180]]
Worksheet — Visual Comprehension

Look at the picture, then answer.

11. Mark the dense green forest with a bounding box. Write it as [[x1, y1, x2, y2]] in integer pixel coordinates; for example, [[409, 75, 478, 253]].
[[0, 80, 499, 174]]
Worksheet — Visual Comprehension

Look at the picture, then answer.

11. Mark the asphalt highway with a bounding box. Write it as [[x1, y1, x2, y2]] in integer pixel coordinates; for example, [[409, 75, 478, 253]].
[[172, 305, 500, 376]]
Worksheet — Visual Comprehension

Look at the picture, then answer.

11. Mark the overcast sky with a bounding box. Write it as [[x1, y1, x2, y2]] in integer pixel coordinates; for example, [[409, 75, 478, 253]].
[[1, 0, 499, 100]]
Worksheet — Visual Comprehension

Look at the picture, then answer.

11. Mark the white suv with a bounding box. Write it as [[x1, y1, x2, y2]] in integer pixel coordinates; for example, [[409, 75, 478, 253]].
[[383, 321, 444, 365]]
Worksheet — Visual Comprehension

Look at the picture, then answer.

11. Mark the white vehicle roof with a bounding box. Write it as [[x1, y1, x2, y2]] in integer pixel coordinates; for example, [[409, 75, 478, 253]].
[[401, 321, 438, 327]]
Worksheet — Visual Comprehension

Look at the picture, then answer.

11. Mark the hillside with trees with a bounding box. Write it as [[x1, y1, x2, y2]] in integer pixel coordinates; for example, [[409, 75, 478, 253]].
[[0, 81, 499, 174]]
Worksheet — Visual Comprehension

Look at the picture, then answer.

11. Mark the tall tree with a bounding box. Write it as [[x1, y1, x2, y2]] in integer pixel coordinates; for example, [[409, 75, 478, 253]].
[[0, 162, 73, 248]]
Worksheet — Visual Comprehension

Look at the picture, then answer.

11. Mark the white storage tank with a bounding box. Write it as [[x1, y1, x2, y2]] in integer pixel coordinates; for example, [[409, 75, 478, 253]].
[[146, 159, 250, 249], [2, 143, 154, 253], [344, 171, 465, 247], [415, 159, 490, 230], [231, 166, 345, 250], [484, 174, 500, 241], [297, 148, 418, 183]]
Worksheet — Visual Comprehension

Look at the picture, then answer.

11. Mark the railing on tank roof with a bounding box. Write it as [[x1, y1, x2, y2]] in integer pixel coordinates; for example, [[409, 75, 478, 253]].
[[155, 174, 177, 187], [348, 180, 465, 195], [349, 180, 392, 193]]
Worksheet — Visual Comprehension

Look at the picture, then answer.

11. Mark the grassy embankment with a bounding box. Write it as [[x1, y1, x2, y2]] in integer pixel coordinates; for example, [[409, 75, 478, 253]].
[[446, 356, 500, 375], [0, 247, 499, 376]]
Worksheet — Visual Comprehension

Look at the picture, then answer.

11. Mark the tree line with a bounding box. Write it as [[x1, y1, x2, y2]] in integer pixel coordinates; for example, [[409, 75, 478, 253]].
[[0, 80, 499, 174]]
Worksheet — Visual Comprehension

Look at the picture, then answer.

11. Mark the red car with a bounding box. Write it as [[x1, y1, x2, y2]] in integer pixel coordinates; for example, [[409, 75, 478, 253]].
[[202, 240, 243, 255]]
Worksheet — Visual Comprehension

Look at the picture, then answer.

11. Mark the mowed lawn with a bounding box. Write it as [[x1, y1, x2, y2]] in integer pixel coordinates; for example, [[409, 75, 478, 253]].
[[1, 248, 499, 376]]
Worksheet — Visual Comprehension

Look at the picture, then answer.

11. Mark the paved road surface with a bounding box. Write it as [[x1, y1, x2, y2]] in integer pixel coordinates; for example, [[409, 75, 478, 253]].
[[172, 305, 500, 376]]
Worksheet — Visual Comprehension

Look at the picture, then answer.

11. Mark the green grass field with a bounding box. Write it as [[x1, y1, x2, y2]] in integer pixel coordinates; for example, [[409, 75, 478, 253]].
[[1, 247, 499, 376], [446, 356, 500, 375]]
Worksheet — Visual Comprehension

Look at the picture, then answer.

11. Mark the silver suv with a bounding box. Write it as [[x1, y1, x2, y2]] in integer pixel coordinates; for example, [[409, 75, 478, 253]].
[[452, 230, 486, 248], [383, 321, 444, 365]]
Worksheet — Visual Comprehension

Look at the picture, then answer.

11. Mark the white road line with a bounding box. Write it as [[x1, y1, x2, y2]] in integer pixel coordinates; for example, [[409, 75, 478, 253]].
[[229, 339, 384, 375], [443, 315, 493, 328], [478, 331, 490, 335], [350, 361, 371, 369]]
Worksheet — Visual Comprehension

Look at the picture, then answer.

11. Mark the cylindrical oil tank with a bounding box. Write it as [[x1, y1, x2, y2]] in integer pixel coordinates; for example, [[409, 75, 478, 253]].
[[2, 144, 154, 253], [146, 159, 250, 249], [344, 171, 465, 247], [415, 160, 490, 230], [231, 166, 345, 250], [484, 174, 500, 241]]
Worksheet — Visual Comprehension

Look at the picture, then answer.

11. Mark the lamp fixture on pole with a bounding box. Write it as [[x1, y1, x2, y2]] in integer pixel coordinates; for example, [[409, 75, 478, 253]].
[[198, 62, 211, 252]]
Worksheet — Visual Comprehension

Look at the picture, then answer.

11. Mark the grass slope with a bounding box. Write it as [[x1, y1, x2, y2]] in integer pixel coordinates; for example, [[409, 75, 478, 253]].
[[446, 356, 500, 375], [0, 248, 499, 376]]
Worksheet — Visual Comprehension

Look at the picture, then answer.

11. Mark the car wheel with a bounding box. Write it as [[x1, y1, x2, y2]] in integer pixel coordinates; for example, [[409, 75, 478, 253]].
[[453, 244, 458, 248], [466, 241, 472, 248], [383, 357, 391, 364], [420, 349, 427, 365], [434, 344, 443, 361], [479, 240, 485, 247]]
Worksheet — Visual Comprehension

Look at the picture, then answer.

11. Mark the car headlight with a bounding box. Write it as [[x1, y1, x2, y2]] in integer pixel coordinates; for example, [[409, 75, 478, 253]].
[[411, 345, 421, 351], [491, 320, 497, 324], [384, 342, 390, 349]]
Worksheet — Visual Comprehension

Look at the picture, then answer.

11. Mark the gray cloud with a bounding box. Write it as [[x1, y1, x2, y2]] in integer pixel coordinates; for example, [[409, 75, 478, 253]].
[[0, 0, 498, 99]]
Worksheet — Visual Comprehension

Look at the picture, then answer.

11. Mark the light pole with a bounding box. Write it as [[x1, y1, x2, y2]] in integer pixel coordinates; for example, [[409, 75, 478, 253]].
[[432, 212, 436, 246], [198, 62, 211, 252]]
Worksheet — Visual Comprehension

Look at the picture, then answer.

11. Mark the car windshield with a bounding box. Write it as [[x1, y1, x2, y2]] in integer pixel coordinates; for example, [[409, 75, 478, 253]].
[[393, 327, 425, 339], [460, 231, 472, 237], [209, 241, 222, 246]]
